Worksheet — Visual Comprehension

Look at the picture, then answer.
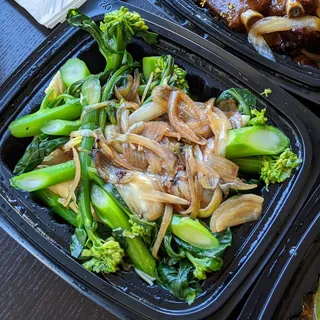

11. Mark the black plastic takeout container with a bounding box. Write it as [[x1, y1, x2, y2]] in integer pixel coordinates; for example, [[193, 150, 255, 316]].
[[239, 185, 320, 320], [148, 0, 320, 105], [1, 1, 320, 318]]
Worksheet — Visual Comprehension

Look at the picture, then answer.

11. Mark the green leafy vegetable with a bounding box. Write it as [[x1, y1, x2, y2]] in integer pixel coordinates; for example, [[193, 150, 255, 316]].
[[129, 215, 158, 248], [70, 228, 87, 258], [231, 149, 301, 190], [248, 108, 267, 126], [13, 135, 68, 175], [260, 148, 301, 189], [67, 7, 157, 71], [216, 88, 256, 116], [91, 184, 156, 276], [142, 55, 189, 95], [157, 260, 202, 304], [33, 188, 78, 227], [185, 252, 223, 280], [81, 236, 124, 273]]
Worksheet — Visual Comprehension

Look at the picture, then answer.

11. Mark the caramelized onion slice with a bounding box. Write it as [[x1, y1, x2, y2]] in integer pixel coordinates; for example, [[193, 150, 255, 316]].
[[168, 90, 207, 145], [116, 173, 165, 221], [152, 204, 173, 259], [203, 153, 239, 181], [115, 133, 177, 172], [129, 102, 167, 125], [210, 194, 264, 232], [140, 191, 189, 205], [198, 186, 223, 218], [248, 16, 320, 61]]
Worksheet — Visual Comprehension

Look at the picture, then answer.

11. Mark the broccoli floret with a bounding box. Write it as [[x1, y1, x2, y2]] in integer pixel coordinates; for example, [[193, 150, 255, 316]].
[[260, 88, 272, 97], [154, 56, 189, 92], [185, 252, 223, 280], [129, 217, 156, 247], [67, 7, 157, 71], [248, 108, 267, 126], [81, 237, 124, 273], [260, 148, 301, 190]]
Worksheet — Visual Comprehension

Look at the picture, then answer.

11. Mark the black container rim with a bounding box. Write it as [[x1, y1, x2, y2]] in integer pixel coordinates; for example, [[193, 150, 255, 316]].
[[0, 1, 319, 318], [239, 185, 320, 319]]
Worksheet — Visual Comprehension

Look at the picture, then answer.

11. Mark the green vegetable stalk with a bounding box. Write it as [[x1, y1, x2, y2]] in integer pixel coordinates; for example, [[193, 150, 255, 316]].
[[91, 184, 156, 277], [33, 188, 78, 227], [10, 160, 75, 192], [142, 55, 189, 94], [9, 100, 82, 138], [13, 135, 69, 175], [170, 215, 219, 249], [226, 125, 289, 158], [60, 58, 90, 87], [41, 119, 81, 136], [73, 76, 125, 274]]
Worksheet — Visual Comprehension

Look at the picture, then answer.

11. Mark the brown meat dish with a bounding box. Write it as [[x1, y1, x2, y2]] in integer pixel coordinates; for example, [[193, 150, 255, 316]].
[[197, 0, 269, 31], [264, 0, 317, 16], [196, 0, 320, 68]]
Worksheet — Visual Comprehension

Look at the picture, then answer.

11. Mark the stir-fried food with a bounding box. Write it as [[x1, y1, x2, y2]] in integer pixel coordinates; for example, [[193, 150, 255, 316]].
[[8, 7, 301, 304], [198, 0, 320, 68]]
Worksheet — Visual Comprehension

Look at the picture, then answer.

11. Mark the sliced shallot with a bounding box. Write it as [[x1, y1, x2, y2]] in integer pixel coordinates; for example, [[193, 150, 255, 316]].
[[210, 194, 264, 232], [151, 204, 173, 259]]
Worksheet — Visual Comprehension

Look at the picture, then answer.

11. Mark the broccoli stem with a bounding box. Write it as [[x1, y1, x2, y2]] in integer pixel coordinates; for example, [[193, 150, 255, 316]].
[[41, 119, 81, 136], [142, 56, 160, 79], [102, 64, 139, 101], [33, 189, 78, 227], [10, 160, 75, 192], [91, 184, 156, 277], [170, 215, 219, 249], [231, 157, 262, 173], [78, 77, 101, 231], [60, 58, 91, 87], [226, 125, 289, 158], [9, 100, 82, 138]]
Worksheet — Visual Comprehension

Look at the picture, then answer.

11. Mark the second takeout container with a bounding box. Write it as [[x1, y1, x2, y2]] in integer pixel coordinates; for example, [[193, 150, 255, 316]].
[[148, 0, 320, 106], [0, 1, 320, 318], [239, 185, 320, 319]]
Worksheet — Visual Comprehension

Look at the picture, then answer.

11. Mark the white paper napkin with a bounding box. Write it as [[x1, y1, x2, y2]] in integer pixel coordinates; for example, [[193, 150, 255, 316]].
[[15, 0, 87, 28]]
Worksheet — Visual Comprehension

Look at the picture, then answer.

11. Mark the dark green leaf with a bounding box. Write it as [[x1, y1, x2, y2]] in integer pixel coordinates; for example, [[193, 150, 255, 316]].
[[111, 228, 129, 250], [216, 88, 256, 116], [13, 135, 69, 175], [70, 228, 87, 258], [162, 232, 185, 265], [157, 260, 202, 304], [138, 30, 158, 45]]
